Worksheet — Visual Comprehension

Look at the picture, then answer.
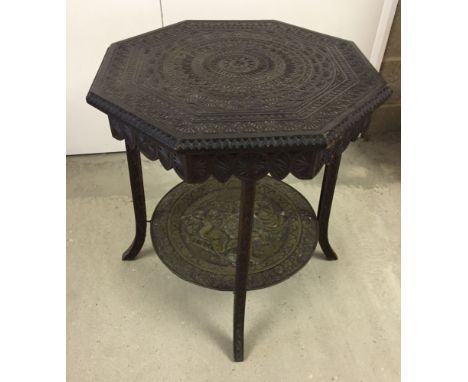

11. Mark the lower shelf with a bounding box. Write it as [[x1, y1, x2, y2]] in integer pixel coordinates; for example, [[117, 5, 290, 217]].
[[150, 176, 318, 291]]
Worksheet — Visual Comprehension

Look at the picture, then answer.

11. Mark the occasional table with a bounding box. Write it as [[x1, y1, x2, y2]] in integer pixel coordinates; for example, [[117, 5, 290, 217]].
[[87, 20, 391, 362]]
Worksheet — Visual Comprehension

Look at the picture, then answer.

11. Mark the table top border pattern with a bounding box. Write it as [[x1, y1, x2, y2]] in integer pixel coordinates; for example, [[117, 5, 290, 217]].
[[87, 84, 390, 152]]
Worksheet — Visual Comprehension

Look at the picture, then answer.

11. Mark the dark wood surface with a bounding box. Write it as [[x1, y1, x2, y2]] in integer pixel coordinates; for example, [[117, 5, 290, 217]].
[[87, 20, 391, 362], [87, 21, 390, 184], [121, 141, 147, 261], [88, 20, 390, 152], [149, 176, 319, 291], [233, 178, 256, 362], [318, 154, 342, 260]]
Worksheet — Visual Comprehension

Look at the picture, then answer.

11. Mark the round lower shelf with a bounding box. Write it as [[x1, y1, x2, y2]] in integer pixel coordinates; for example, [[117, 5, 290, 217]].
[[150, 176, 318, 291]]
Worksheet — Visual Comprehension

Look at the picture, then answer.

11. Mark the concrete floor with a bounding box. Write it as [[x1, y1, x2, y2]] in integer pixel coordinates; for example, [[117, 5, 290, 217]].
[[67, 135, 400, 382]]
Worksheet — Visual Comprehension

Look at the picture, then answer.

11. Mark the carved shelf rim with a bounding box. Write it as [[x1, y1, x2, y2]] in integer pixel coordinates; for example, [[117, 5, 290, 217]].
[[150, 176, 319, 290]]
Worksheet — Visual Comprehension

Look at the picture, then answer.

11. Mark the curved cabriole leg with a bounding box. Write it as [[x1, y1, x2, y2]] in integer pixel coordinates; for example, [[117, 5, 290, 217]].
[[233, 179, 256, 362], [318, 154, 341, 261], [122, 142, 147, 261]]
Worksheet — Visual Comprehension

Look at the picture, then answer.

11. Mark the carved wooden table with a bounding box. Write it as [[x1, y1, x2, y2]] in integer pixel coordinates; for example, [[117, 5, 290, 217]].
[[87, 20, 391, 362]]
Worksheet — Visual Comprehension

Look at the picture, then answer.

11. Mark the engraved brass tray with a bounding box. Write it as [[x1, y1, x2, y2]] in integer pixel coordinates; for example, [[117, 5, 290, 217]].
[[150, 176, 318, 291]]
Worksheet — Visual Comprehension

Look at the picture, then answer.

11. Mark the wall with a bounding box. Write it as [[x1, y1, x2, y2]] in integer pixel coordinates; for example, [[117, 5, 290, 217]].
[[66, 0, 162, 155], [368, 1, 401, 138]]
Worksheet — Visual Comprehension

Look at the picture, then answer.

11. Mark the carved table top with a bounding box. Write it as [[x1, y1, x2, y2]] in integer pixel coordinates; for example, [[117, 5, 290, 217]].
[[87, 20, 391, 182]]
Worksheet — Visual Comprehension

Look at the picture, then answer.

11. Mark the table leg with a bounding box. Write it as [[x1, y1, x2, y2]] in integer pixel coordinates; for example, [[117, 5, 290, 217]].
[[122, 142, 147, 261], [233, 178, 256, 362], [318, 155, 341, 261]]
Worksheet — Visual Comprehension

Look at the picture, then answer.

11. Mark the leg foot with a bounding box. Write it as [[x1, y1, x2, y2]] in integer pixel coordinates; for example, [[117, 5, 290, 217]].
[[122, 142, 147, 261], [318, 155, 341, 261], [233, 179, 256, 362]]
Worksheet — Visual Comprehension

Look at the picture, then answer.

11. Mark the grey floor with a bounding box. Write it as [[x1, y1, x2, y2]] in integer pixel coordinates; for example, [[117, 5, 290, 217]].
[[67, 135, 400, 382]]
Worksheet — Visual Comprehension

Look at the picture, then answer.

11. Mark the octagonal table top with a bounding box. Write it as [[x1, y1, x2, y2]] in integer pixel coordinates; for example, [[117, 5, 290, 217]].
[[87, 20, 391, 152]]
